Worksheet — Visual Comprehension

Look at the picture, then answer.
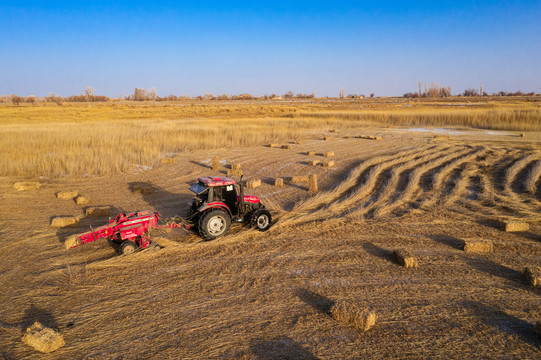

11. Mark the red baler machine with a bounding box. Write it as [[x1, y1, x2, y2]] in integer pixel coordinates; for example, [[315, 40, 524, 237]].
[[66, 210, 189, 254]]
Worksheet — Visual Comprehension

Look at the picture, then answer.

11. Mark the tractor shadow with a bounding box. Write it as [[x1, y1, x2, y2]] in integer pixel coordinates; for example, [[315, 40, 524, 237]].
[[249, 336, 320, 360], [128, 182, 193, 219], [461, 300, 540, 348]]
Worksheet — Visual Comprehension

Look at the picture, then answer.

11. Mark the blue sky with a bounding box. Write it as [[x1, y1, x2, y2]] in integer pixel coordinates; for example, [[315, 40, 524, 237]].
[[1, 1, 540, 97]]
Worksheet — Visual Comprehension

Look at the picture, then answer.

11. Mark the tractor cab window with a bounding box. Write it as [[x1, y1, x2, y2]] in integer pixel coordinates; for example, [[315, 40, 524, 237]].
[[222, 184, 238, 214], [189, 182, 207, 195]]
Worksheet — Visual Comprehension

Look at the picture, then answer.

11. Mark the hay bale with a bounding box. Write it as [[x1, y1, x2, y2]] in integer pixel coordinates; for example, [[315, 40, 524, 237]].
[[85, 206, 110, 217], [160, 157, 175, 164], [460, 239, 493, 253], [50, 216, 78, 228], [75, 195, 90, 205], [56, 191, 78, 200], [64, 235, 80, 249], [524, 267, 541, 288], [375, 136, 382, 140], [359, 135, 368, 139], [246, 179, 261, 189], [13, 182, 41, 191], [308, 174, 318, 193], [368, 135, 376, 140], [393, 249, 418, 268], [329, 129, 337, 133], [131, 184, 153, 194], [274, 178, 284, 187], [501, 220, 529, 232], [307, 151, 316, 156], [231, 163, 242, 170], [211, 157, 220, 171], [322, 137, 328, 141], [227, 169, 243, 177], [323, 161, 335, 167], [519, 133, 525, 138], [291, 176, 309, 184], [22, 322, 65, 353], [309, 160, 320, 166], [324, 151, 335, 157], [268, 143, 279, 148], [294, 139, 303, 144], [281, 144, 291, 149], [330, 301, 376, 332]]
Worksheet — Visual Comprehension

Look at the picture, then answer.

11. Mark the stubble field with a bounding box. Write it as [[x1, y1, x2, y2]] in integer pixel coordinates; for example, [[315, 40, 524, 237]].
[[0, 97, 540, 359]]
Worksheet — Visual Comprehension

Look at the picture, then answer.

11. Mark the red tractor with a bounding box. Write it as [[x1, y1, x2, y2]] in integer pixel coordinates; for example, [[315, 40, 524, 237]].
[[185, 176, 272, 240], [66, 177, 272, 254]]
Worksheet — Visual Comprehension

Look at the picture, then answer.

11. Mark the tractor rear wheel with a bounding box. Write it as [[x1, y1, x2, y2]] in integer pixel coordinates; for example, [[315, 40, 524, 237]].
[[119, 241, 137, 255], [199, 209, 231, 240], [252, 209, 272, 231]]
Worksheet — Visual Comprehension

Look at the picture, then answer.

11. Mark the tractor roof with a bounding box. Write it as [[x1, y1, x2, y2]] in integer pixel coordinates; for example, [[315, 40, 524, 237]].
[[198, 176, 236, 187]]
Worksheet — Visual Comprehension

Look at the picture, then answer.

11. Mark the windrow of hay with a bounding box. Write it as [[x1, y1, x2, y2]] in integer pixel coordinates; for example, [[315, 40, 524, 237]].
[[330, 301, 376, 332], [524, 267, 541, 288], [22, 322, 65, 353]]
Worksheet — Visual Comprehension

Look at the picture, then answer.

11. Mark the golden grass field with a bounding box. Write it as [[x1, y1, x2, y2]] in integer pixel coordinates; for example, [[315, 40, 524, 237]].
[[0, 97, 541, 359]]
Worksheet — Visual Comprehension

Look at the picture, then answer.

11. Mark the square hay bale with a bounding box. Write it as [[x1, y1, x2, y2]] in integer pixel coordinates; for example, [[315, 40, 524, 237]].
[[85, 206, 110, 217], [50, 216, 78, 228], [294, 139, 303, 144], [309, 160, 321, 166], [524, 267, 541, 288], [324, 151, 335, 157], [519, 133, 525, 138], [160, 157, 175, 164], [131, 184, 153, 194], [308, 174, 318, 192], [375, 136, 382, 140], [64, 235, 80, 249], [368, 135, 376, 140], [330, 301, 376, 332], [323, 161, 335, 167], [227, 169, 243, 177], [359, 135, 368, 139], [211, 157, 220, 171], [291, 175, 309, 184], [274, 178, 284, 187], [393, 249, 418, 268], [501, 220, 529, 232], [268, 143, 279, 148], [56, 191, 78, 200], [281, 144, 291, 149], [307, 151, 316, 156], [13, 182, 41, 191], [22, 322, 65, 353], [246, 179, 261, 189], [231, 163, 242, 170], [460, 239, 493, 253], [75, 195, 90, 205]]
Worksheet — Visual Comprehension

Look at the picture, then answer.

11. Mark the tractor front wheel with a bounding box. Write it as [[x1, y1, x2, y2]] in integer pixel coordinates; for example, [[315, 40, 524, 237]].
[[199, 209, 231, 240], [252, 209, 272, 231], [119, 241, 137, 255]]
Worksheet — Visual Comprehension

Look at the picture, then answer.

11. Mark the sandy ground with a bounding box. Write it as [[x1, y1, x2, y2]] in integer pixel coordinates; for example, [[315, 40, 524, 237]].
[[1, 126, 540, 359]]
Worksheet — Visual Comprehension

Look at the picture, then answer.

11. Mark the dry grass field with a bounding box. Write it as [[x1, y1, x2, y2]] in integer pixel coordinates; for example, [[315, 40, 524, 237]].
[[1, 97, 541, 359]]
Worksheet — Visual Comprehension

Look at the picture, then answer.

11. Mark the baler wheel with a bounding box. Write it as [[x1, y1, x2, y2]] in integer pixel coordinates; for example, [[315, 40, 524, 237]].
[[119, 241, 137, 255]]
